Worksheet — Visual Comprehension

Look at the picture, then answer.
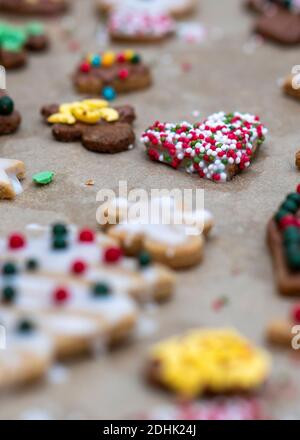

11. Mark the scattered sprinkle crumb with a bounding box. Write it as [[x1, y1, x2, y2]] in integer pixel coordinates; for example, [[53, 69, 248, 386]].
[[181, 62, 192, 73], [212, 296, 229, 311], [85, 179, 95, 186], [68, 40, 81, 52]]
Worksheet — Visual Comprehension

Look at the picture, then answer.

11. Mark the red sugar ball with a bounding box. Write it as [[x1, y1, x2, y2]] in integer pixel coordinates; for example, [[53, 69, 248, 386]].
[[104, 247, 123, 264], [78, 228, 95, 243], [8, 233, 26, 250], [53, 287, 70, 304], [292, 304, 300, 324], [71, 260, 87, 275], [80, 61, 91, 73], [118, 68, 129, 80]]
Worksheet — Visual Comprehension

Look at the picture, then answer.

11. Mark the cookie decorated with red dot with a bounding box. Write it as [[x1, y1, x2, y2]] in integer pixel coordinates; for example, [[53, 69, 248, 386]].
[[100, 196, 214, 269], [0, 223, 175, 304], [73, 50, 152, 98], [0, 222, 176, 387], [142, 112, 267, 183], [267, 184, 300, 296]]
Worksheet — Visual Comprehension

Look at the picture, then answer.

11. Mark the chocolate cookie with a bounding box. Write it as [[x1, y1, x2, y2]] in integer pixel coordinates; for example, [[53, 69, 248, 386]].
[[73, 50, 152, 98], [255, 7, 300, 45], [41, 99, 136, 154], [0, 91, 21, 135], [0, 22, 49, 70], [0, 0, 68, 15]]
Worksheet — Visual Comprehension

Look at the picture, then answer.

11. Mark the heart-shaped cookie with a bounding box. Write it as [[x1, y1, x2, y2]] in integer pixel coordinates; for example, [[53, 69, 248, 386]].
[[142, 112, 267, 182]]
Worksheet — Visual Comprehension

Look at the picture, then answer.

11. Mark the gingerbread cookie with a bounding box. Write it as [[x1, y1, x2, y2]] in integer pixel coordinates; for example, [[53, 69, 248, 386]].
[[99, 196, 213, 269], [146, 329, 271, 398], [0, 0, 68, 15], [266, 304, 300, 348], [97, 0, 197, 19], [108, 6, 176, 43], [0, 309, 54, 388], [73, 50, 152, 98], [41, 99, 136, 154], [0, 272, 138, 358], [0, 91, 21, 135], [142, 112, 267, 183], [267, 185, 300, 296], [0, 223, 175, 303], [0, 22, 49, 70]]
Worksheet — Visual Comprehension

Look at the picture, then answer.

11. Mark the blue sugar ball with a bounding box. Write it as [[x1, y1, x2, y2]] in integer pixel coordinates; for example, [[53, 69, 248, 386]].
[[102, 86, 116, 101], [92, 55, 101, 67]]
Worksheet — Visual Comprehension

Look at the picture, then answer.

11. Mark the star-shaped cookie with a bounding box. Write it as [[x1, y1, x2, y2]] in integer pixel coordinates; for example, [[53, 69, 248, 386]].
[[0, 158, 25, 200]]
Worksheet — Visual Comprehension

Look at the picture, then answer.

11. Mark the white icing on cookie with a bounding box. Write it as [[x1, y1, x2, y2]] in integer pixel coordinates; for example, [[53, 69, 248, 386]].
[[0, 159, 25, 199], [107, 196, 213, 247], [0, 225, 172, 300]]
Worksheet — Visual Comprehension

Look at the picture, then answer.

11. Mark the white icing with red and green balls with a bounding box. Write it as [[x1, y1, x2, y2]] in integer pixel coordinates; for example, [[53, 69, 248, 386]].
[[109, 8, 175, 38], [141, 112, 268, 182]]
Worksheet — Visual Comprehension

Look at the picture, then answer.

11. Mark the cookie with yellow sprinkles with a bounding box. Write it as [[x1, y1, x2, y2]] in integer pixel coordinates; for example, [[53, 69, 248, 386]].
[[147, 329, 271, 397], [73, 50, 152, 99], [41, 99, 136, 154]]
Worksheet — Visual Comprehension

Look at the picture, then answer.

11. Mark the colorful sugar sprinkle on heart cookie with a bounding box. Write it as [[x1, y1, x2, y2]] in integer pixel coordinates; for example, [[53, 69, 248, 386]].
[[141, 112, 267, 182]]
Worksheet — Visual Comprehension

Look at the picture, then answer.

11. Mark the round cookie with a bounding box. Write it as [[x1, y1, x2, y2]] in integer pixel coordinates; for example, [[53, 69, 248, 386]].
[[73, 50, 152, 96]]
